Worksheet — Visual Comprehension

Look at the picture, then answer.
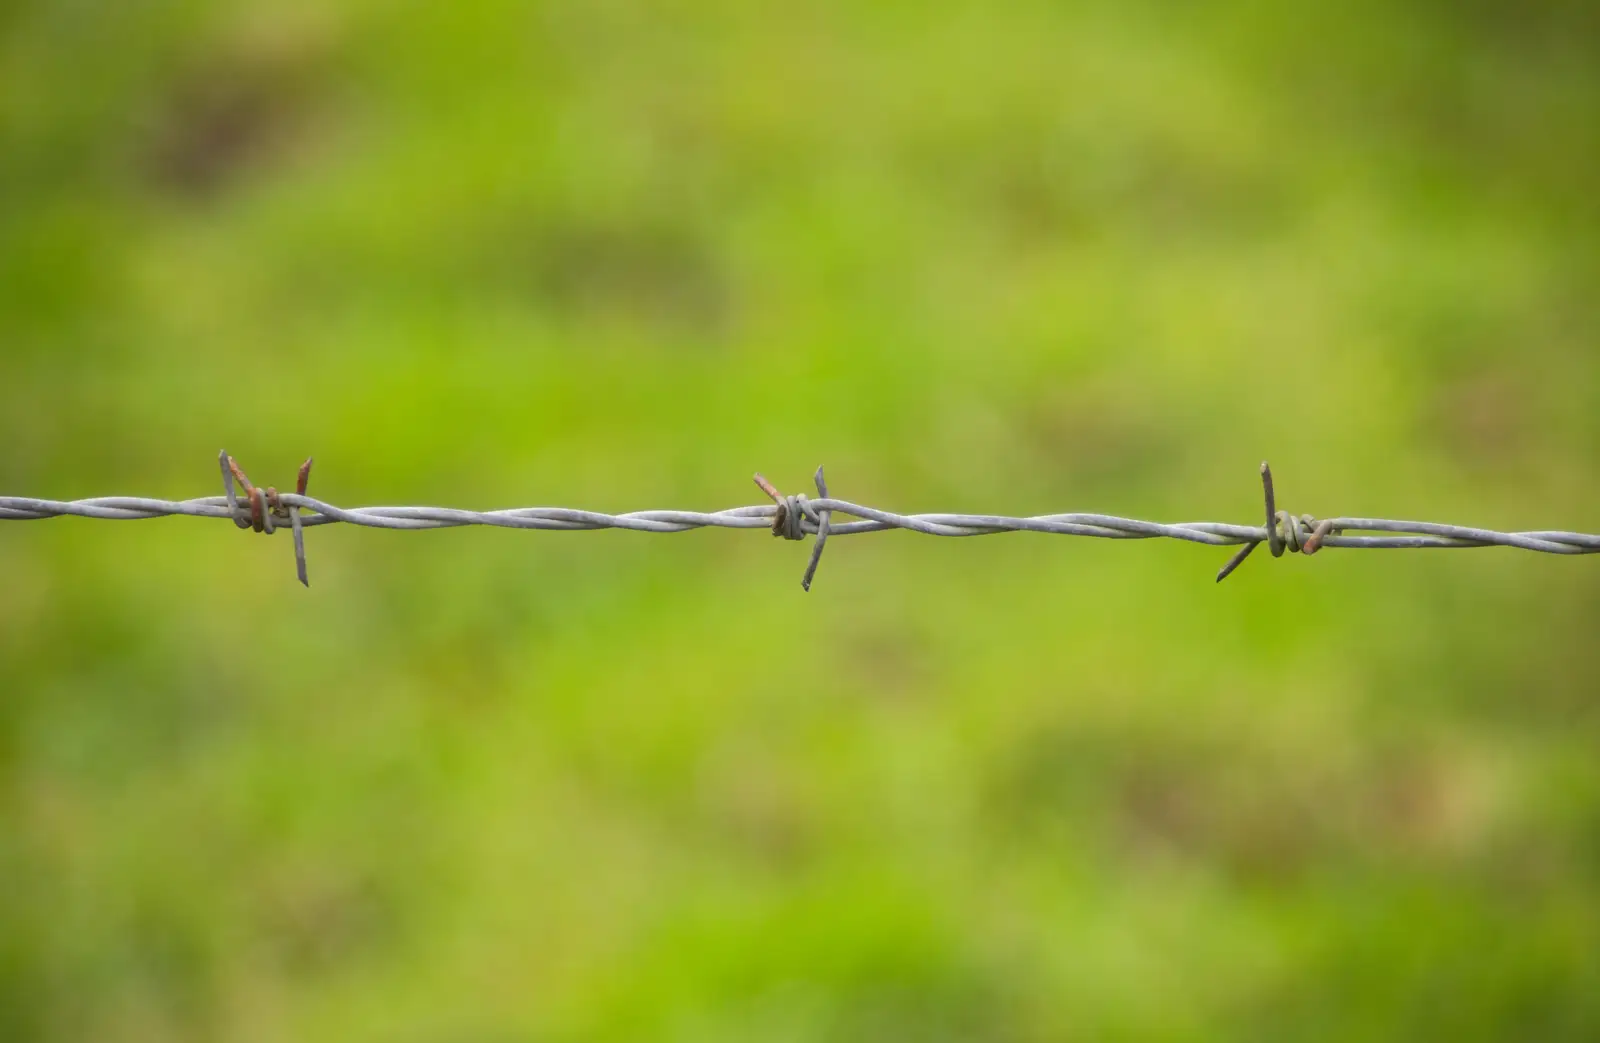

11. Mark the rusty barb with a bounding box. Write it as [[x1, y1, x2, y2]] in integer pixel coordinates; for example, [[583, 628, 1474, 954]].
[[1213, 462, 1341, 583], [2, 455, 1597, 590], [220, 451, 314, 586], [753, 467, 833, 591]]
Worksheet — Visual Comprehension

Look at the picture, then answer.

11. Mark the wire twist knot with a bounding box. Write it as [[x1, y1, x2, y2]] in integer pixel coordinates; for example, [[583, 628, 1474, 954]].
[[1272, 510, 1338, 556], [775, 493, 812, 540]]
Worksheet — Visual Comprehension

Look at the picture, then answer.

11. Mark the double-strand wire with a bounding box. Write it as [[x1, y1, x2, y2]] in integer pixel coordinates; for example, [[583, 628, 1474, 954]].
[[1, 454, 1596, 588]]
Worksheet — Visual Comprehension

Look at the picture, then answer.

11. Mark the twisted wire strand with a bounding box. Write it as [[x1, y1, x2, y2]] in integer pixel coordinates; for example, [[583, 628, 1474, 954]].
[[1, 454, 1595, 589]]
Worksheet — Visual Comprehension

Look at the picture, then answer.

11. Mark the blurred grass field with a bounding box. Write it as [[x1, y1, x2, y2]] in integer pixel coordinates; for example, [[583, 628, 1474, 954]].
[[3, 2, 1600, 1040]]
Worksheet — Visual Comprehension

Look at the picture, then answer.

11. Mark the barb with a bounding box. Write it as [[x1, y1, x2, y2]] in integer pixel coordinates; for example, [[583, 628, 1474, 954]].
[[216, 451, 313, 585], [2, 455, 1596, 589]]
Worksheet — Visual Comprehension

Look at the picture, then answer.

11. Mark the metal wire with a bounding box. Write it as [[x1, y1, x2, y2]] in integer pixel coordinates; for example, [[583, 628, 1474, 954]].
[[1, 453, 1596, 589]]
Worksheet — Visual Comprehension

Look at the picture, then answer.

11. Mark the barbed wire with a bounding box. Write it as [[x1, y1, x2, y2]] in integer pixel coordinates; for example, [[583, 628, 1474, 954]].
[[1, 452, 1596, 589]]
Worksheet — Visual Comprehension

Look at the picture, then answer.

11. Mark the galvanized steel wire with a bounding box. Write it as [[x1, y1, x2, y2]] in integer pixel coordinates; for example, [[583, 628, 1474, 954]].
[[1, 452, 1596, 588]]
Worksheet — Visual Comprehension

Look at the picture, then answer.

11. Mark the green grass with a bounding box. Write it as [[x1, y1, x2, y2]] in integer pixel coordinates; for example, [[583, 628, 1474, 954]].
[[3, 2, 1599, 1040]]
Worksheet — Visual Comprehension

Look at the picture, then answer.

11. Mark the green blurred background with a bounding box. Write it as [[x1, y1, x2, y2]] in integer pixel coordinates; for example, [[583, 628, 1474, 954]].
[[3, 2, 1599, 1040]]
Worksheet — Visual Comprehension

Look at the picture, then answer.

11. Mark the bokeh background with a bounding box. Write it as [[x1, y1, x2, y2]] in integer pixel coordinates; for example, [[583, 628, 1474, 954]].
[[3, 2, 1599, 1040]]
